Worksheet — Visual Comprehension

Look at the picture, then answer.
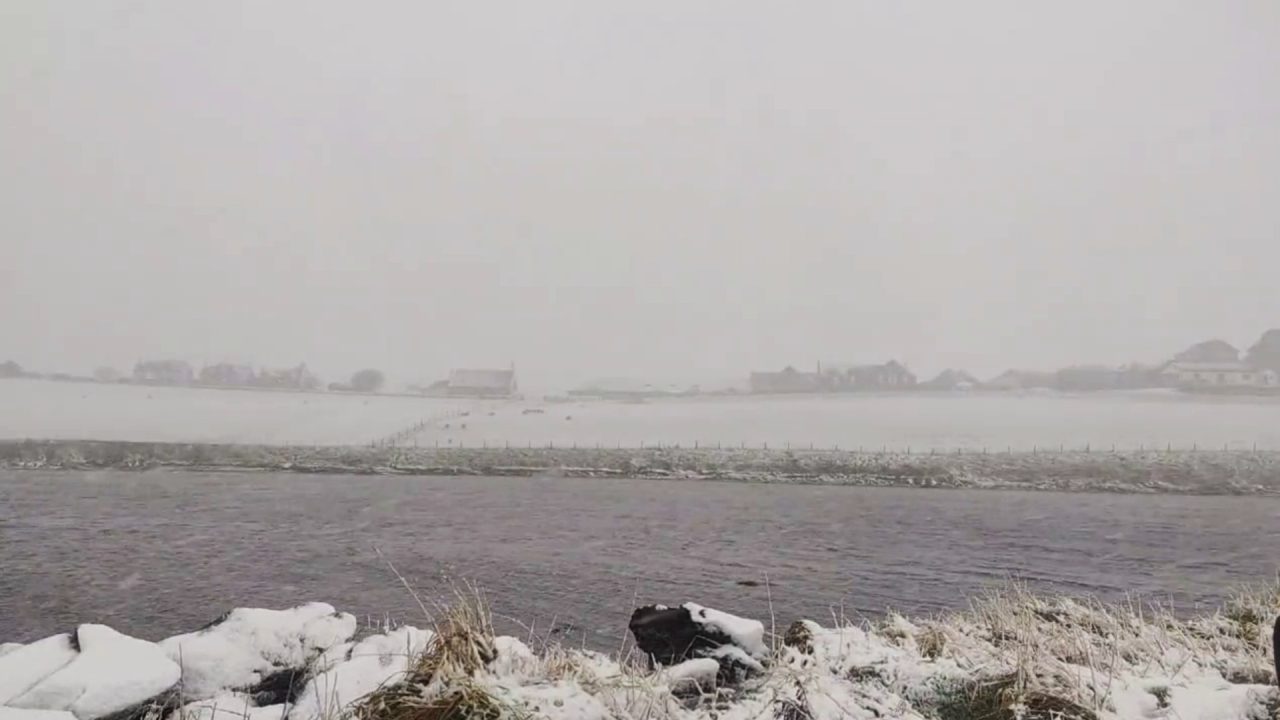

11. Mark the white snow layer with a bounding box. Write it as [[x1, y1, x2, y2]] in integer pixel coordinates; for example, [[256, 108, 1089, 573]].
[[663, 658, 720, 689], [8, 625, 179, 720], [0, 643, 24, 658], [682, 602, 767, 657], [5, 596, 1279, 720], [290, 626, 432, 720], [159, 603, 357, 700], [165, 694, 288, 720], [0, 709, 78, 720], [0, 635, 78, 705]]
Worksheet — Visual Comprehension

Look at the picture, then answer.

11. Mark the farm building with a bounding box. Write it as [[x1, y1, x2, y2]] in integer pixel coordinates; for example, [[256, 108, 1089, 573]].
[[446, 368, 518, 398]]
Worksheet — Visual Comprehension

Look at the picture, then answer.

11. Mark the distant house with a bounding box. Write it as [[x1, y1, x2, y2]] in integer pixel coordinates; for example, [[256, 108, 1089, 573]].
[[749, 366, 823, 394], [921, 369, 979, 391], [850, 360, 917, 390], [256, 364, 320, 390], [133, 359, 195, 386], [199, 363, 257, 387], [1164, 362, 1278, 390], [985, 369, 1055, 391], [446, 368, 517, 398]]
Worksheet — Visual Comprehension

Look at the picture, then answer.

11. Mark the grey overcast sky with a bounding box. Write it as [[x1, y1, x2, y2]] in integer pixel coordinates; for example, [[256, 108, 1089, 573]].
[[2, 1, 1278, 389]]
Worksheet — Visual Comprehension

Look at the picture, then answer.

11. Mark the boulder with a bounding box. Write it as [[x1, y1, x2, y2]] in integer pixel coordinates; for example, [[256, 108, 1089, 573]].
[[8, 625, 180, 720], [629, 603, 767, 685], [1273, 616, 1279, 686], [159, 603, 357, 702]]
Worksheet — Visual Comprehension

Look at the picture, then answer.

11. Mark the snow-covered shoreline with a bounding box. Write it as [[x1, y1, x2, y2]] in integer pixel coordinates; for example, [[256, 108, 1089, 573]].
[[4, 439, 1280, 495], [2, 584, 1277, 720]]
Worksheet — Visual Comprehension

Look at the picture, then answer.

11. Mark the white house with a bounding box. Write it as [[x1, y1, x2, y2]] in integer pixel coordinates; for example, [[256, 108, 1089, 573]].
[[1164, 362, 1278, 389]]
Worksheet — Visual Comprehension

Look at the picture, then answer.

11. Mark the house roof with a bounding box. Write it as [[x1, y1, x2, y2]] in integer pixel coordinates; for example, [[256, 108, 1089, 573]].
[[447, 368, 515, 389]]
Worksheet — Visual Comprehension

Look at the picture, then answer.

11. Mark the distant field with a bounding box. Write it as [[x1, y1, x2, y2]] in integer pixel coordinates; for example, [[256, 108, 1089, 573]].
[[416, 390, 1280, 451], [3, 378, 1280, 450], [0, 379, 467, 446]]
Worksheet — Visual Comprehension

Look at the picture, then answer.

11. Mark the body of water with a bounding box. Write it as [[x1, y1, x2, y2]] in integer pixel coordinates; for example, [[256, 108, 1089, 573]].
[[3, 470, 1278, 648]]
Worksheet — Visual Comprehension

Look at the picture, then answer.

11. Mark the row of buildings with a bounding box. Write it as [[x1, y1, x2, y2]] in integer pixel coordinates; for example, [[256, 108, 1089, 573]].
[[748, 330, 1280, 395], [130, 361, 323, 391], [125, 360, 522, 398]]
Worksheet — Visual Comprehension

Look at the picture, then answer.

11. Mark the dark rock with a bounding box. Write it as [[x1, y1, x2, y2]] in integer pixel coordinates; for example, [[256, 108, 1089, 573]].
[[243, 665, 312, 706], [1273, 616, 1279, 686], [783, 621, 813, 654], [629, 605, 732, 668], [628, 605, 764, 687]]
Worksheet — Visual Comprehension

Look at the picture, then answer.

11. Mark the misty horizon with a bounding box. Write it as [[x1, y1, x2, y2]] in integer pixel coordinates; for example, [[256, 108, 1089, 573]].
[[4, 1, 1278, 390]]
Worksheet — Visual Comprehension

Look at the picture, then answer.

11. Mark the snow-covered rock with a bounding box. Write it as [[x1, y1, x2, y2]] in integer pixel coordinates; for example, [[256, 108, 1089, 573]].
[[290, 626, 431, 720], [0, 635, 78, 705], [8, 625, 179, 720], [0, 643, 24, 658], [683, 603, 767, 658], [663, 658, 720, 690], [629, 603, 767, 684], [159, 603, 357, 701]]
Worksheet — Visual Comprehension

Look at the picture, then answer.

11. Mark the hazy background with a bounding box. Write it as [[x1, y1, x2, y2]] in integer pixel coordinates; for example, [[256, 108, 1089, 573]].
[[2, 1, 1277, 390]]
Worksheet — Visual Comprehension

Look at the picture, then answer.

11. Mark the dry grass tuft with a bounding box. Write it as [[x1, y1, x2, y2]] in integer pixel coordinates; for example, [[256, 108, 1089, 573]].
[[345, 586, 513, 720]]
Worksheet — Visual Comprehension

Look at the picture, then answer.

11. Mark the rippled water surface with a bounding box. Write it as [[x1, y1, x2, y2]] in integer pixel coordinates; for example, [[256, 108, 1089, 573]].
[[3, 470, 1279, 648]]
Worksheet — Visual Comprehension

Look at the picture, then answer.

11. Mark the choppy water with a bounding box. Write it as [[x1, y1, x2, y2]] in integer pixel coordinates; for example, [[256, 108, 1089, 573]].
[[3, 470, 1279, 649]]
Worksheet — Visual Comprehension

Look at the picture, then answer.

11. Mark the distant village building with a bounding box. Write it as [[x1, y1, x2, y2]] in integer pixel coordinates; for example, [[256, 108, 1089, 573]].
[[446, 368, 517, 398], [921, 369, 979, 391], [198, 363, 257, 387], [133, 359, 194, 385], [256, 364, 320, 390], [749, 366, 823, 394], [749, 360, 916, 394], [849, 360, 917, 389], [985, 369, 1055, 391], [1164, 362, 1278, 390]]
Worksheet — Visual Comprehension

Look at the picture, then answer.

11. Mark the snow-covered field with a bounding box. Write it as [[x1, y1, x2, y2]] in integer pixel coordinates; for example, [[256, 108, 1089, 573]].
[[430, 391, 1280, 451], [0, 380, 469, 447], [2, 585, 1278, 720], [4, 378, 1280, 451]]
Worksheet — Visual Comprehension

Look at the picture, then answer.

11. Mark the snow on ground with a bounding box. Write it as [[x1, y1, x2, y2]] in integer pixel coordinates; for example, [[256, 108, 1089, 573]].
[[0, 635, 78, 706], [8, 625, 179, 720], [158, 603, 357, 700], [290, 626, 432, 720], [420, 391, 1280, 452], [5, 378, 1280, 450], [0, 379, 468, 447], [5, 587, 1277, 720], [0, 709, 78, 720]]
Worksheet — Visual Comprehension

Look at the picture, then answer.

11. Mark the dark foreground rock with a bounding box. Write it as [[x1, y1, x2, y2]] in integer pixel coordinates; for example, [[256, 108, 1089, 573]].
[[630, 603, 767, 686]]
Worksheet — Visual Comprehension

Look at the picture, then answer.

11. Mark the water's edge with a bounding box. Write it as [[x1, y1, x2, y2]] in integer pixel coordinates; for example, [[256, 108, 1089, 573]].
[[3, 439, 1279, 495]]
